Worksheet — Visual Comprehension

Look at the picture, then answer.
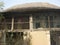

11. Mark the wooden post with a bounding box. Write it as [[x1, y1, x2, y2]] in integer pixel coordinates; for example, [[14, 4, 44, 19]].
[[53, 16, 54, 28], [29, 14, 33, 30], [48, 16, 50, 28], [11, 17, 14, 31], [4, 31, 6, 45]]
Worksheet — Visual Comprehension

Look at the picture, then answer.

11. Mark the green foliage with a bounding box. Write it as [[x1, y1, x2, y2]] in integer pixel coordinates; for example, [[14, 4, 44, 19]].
[[0, 13, 4, 21], [0, 1, 4, 21], [0, 1, 4, 8]]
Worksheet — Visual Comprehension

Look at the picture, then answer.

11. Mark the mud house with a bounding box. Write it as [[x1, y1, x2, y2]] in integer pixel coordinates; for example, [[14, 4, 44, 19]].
[[0, 2, 60, 45]]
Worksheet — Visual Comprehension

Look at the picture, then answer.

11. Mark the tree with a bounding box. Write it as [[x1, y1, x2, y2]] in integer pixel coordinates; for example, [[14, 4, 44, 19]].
[[0, 1, 4, 21], [0, 1, 4, 30], [0, 2, 4, 9]]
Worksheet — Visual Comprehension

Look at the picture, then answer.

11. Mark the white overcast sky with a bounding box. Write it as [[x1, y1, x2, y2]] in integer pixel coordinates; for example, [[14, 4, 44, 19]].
[[0, 0, 60, 9]]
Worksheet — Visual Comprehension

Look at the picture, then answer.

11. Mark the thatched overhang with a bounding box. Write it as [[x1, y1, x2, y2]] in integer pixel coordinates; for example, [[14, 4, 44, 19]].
[[3, 2, 60, 13]]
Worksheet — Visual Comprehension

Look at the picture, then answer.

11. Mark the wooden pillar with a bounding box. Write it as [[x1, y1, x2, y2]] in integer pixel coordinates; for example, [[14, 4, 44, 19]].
[[48, 16, 50, 28], [29, 14, 33, 30], [4, 31, 6, 45], [11, 17, 14, 31]]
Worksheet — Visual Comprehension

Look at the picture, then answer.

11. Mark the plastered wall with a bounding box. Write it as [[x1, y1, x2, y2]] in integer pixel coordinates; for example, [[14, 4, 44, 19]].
[[30, 31, 51, 45]]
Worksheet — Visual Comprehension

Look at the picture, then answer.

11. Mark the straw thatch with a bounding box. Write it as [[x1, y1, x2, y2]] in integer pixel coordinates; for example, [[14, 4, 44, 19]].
[[4, 2, 60, 12]]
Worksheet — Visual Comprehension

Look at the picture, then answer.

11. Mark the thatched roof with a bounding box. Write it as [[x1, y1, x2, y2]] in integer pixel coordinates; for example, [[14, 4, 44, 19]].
[[4, 2, 60, 12]]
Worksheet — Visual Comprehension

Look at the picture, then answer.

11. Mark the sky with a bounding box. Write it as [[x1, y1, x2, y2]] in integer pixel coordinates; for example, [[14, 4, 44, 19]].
[[0, 0, 60, 9]]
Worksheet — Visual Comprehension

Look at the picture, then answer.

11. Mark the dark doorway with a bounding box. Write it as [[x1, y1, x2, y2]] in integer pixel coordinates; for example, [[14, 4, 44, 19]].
[[6, 32, 23, 45]]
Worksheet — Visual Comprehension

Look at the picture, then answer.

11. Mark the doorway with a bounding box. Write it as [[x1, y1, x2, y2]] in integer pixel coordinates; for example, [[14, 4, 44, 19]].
[[6, 32, 23, 45]]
